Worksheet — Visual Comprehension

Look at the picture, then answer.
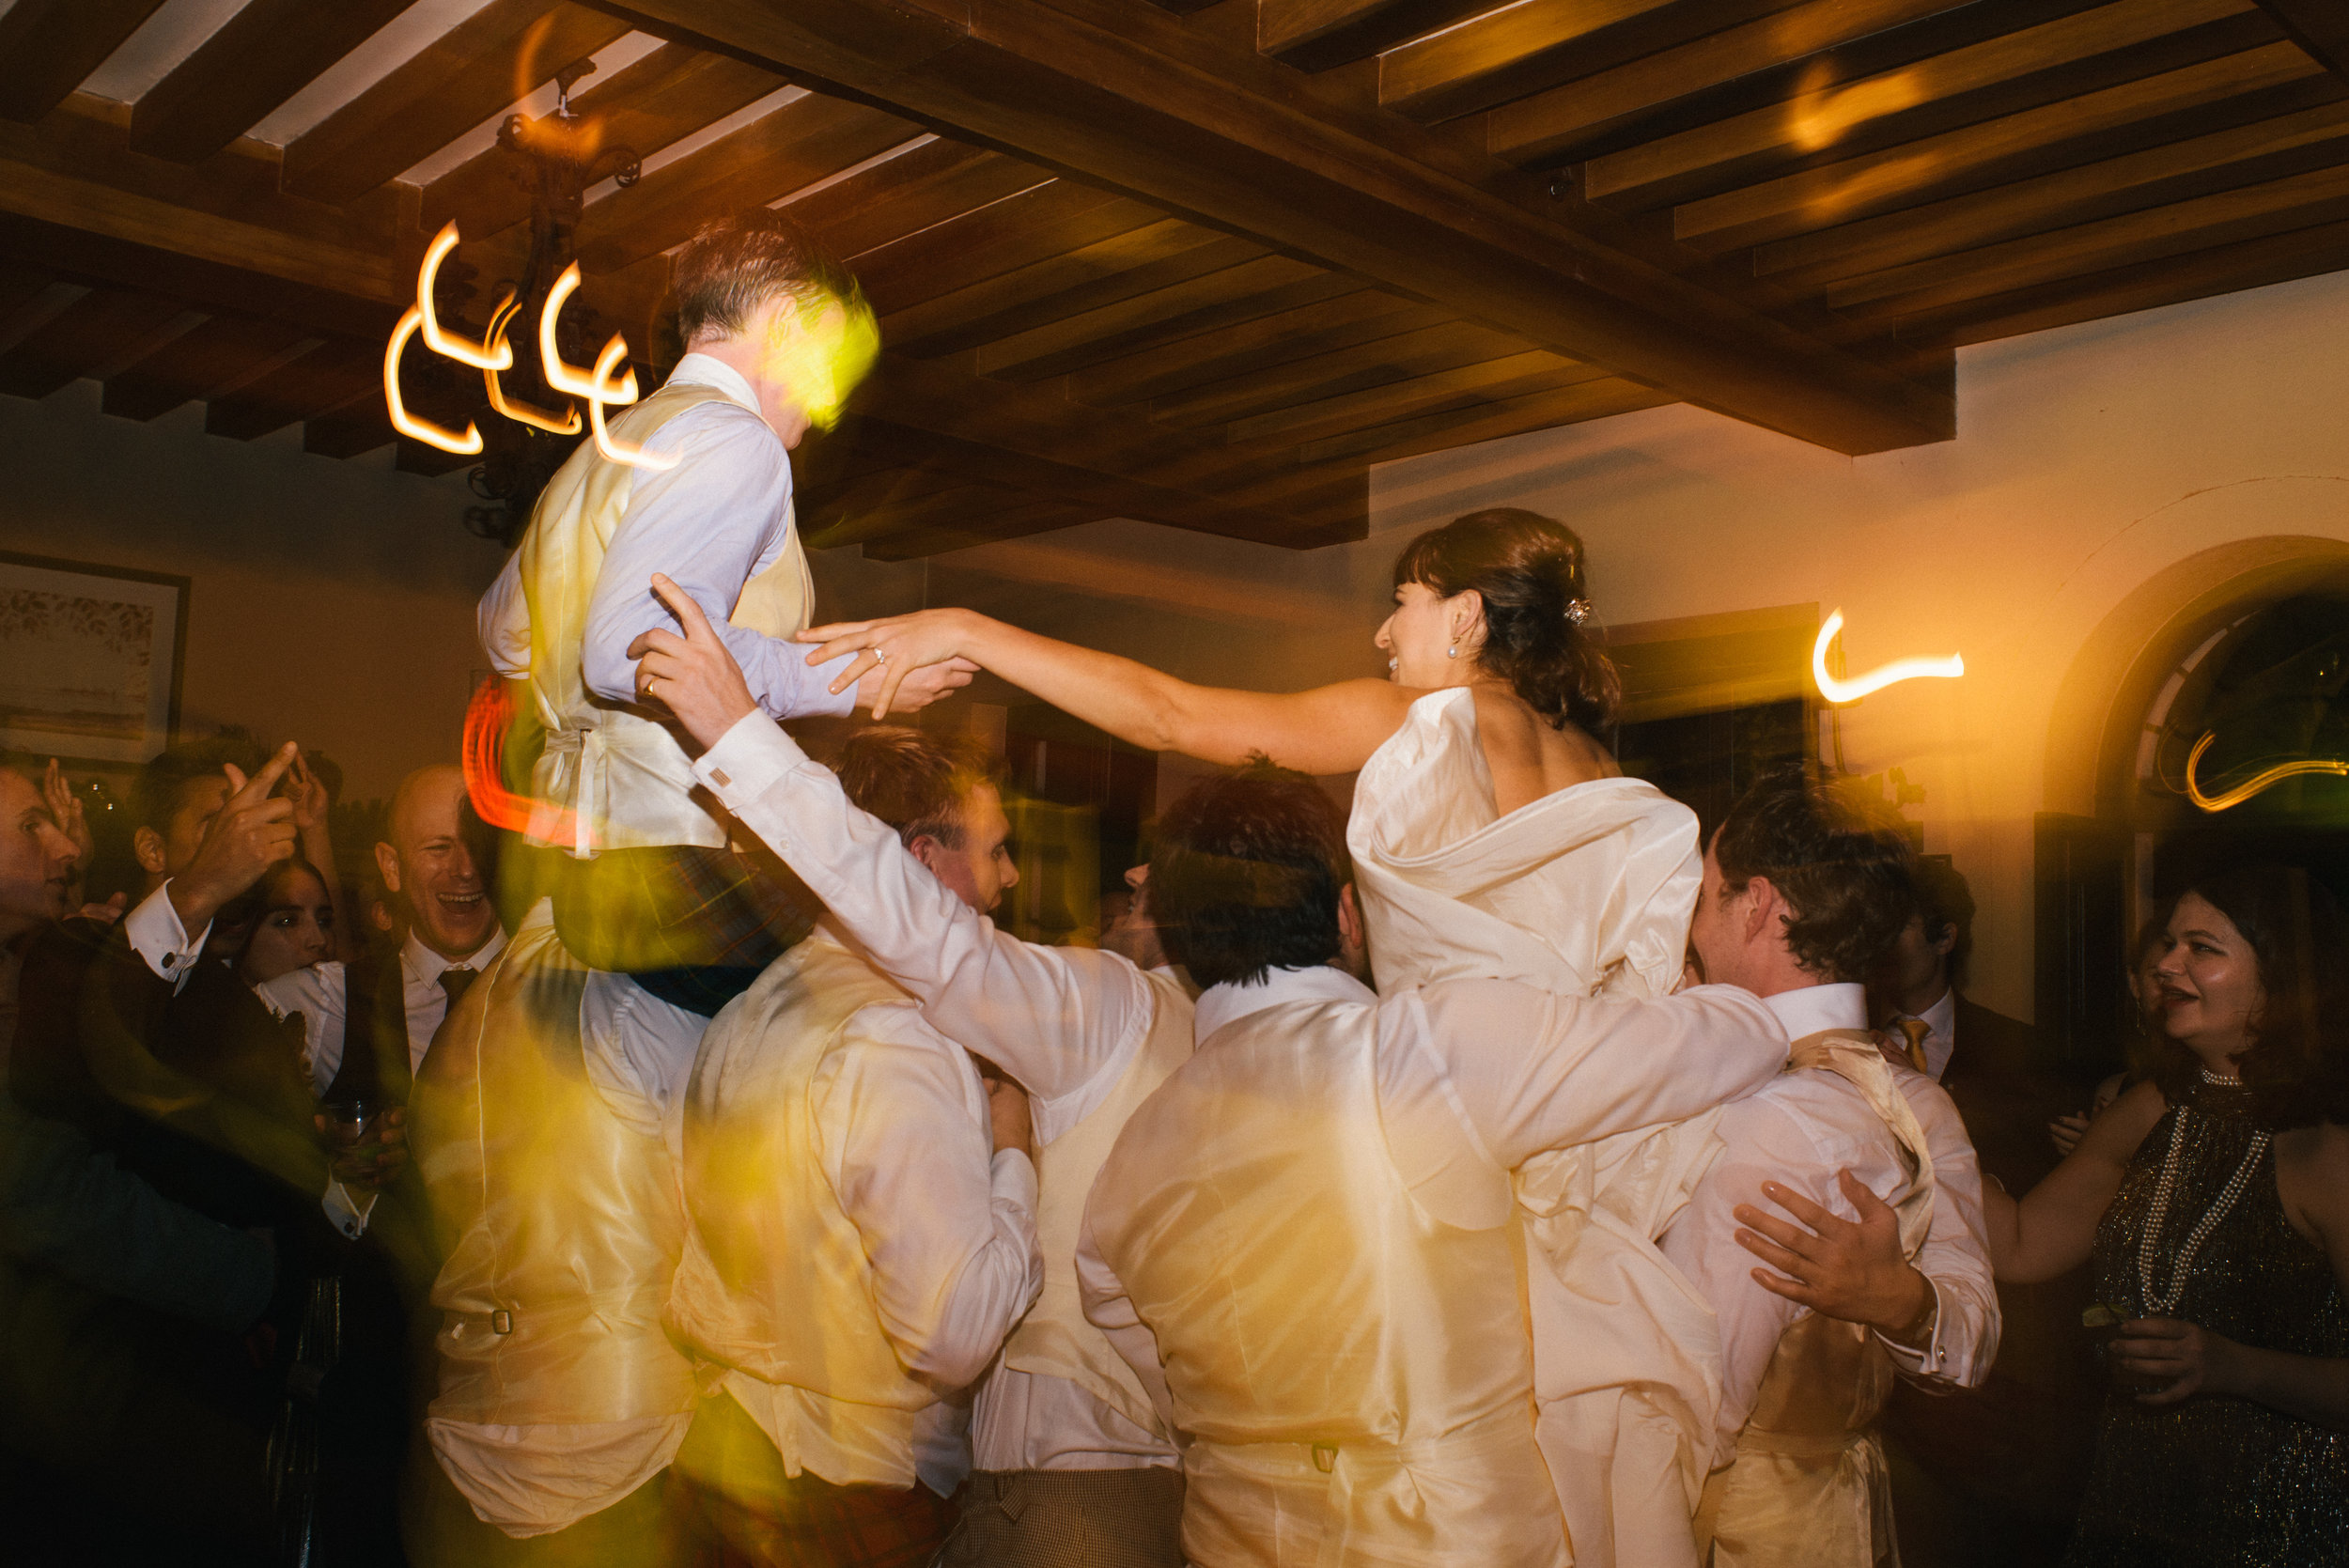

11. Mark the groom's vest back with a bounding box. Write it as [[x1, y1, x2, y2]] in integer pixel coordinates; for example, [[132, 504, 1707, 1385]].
[[517, 380, 812, 856], [1086, 993, 1565, 1566]]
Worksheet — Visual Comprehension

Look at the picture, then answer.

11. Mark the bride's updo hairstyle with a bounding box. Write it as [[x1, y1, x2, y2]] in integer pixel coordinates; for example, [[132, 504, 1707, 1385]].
[[1391, 507, 1620, 733]]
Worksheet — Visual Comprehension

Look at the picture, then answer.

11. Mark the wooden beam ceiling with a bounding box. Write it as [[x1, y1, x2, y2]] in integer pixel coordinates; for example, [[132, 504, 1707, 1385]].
[[2259, 1, 2349, 81], [0, 0, 171, 126]]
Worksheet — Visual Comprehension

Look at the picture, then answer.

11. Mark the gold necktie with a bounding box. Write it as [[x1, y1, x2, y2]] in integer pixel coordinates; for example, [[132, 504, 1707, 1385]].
[[1897, 1017, 1932, 1075]]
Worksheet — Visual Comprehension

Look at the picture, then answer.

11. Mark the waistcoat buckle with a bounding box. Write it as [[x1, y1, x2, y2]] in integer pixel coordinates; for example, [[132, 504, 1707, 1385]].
[[1311, 1443, 1337, 1473], [490, 1310, 514, 1335]]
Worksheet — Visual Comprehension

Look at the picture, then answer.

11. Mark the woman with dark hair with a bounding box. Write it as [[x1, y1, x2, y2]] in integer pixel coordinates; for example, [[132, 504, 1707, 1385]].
[[778, 509, 1735, 1561], [235, 858, 337, 988], [1984, 863, 2349, 1567]]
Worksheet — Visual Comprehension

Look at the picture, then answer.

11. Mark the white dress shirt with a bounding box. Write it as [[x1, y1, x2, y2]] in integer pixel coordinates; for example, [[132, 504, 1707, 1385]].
[[692, 715, 1170, 1472], [257, 926, 510, 1096], [475, 352, 857, 720], [1077, 960, 1795, 1427], [1657, 983, 1999, 1469], [1886, 985, 1957, 1082]]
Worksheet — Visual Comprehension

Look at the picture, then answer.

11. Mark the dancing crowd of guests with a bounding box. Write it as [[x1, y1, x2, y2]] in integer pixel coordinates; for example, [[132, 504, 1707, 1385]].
[[0, 207, 2343, 1568]]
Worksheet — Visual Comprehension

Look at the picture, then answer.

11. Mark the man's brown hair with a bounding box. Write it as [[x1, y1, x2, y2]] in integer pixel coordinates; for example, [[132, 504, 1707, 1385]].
[[828, 726, 1002, 850], [1712, 761, 1916, 985], [671, 210, 865, 346]]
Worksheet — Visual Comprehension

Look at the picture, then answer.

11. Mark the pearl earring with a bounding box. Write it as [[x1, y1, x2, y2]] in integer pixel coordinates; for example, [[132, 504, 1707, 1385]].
[[1446, 644, 1457, 659]]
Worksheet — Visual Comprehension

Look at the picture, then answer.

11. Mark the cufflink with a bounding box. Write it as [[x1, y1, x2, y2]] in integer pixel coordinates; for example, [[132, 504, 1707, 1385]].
[[710, 768, 732, 787]]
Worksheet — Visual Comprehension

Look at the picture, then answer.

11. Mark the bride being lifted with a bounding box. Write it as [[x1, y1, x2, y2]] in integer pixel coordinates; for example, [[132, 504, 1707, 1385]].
[[801, 507, 1733, 1568]]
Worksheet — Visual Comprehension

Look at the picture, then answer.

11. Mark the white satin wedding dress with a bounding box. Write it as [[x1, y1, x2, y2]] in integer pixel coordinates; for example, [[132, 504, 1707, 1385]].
[[1346, 687, 1724, 1568]]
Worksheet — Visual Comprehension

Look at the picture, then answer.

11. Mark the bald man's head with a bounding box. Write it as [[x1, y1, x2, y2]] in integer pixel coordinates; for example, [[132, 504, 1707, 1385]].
[[375, 765, 497, 959]]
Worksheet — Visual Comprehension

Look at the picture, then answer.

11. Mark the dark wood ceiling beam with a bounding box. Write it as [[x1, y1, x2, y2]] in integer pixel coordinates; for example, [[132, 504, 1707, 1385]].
[[0, 288, 197, 400], [1150, 314, 1543, 425], [864, 500, 1119, 560], [806, 476, 1053, 548], [896, 230, 1273, 359], [1258, 0, 1501, 74], [1377, 0, 1789, 125], [422, 43, 785, 241], [0, 214, 399, 341], [851, 181, 1159, 317], [1227, 349, 1601, 443], [979, 267, 1359, 383], [1584, 0, 2282, 211], [1296, 374, 1672, 465], [101, 313, 319, 421], [1673, 39, 2332, 250], [127, 0, 412, 163], [204, 339, 381, 442], [1483, 0, 1989, 166], [0, 0, 170, 124], [590, 0, 1954, 454], [789, 138, 1049, 260], [1067, 289, 1441, 405], [2259, 1, 2349, 79], [571, 90, 920, 274], [1754, 98, 2349, 287], [284, 0, 636, 204]]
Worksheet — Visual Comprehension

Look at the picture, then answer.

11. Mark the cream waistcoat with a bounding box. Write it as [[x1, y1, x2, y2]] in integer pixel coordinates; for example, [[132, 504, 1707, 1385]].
[[411, 902, 700, 1529], [1695, 1031, 1936, 1568], [516, 381, 813, 855], [1086, 994, 1565, 1568], [664, 933, 940, 1485], [1001, 968, 1193, 1442], [1346, 687, 1719, 1568]]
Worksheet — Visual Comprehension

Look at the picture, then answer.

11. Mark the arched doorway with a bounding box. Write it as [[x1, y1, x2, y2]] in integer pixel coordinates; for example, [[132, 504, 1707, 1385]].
[[2038, 540, 2349, 1081]]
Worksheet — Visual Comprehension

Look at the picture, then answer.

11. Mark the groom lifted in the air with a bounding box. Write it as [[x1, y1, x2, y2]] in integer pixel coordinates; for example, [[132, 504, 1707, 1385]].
[[412, 211, 969, 1560]]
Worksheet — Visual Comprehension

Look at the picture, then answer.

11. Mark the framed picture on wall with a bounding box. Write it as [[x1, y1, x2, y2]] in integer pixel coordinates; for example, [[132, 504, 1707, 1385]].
[[0, 551, 187, 765]]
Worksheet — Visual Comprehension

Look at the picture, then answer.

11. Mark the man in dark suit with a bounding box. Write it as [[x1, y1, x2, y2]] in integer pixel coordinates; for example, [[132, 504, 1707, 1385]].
[[1871, 858, 2097, 1567]]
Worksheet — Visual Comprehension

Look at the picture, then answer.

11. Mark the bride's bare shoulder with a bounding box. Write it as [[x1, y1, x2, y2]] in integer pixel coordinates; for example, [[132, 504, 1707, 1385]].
[[1469, 687, 1618, 793]]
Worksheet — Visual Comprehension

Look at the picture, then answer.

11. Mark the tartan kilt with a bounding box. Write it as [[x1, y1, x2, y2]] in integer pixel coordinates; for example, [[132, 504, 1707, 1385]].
[[551, 845, 822, 1016]]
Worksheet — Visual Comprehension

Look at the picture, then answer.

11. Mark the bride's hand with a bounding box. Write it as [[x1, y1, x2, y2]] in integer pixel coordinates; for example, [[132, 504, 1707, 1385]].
[[800, 609, 988, 720]]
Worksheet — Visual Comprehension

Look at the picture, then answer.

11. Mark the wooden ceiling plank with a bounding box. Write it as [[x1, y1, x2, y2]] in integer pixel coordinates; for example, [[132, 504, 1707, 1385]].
[[101, 312, 317, 421], [1672, 39, 2329, 248], [594, 0, 1954, 455], [0, 213, 397, 340], [1754, 97, 2349, 287], [879, 221, 1255, 350], [967, 253, 1330, 378], [1068, 288, 1441, 405], [572, 92, 922, 274], [204, 339, 382, 442], [0, 0, 171, 125], [1224, 348, 1596, 443], [801, 464, 971, 528], [985, 271, 1362, 386], [127, 0, 412, 163], [1379, 0, 1796, 125], [851, 182, 1165, 317], [1295, 375, 1673, 464], [791, 141, 1050, 261], [863, 502, 1112, 560], [807, 478, 1040, 548], [1150, 315, 1548, 425], [0, 288, 194, 400], [1823, 156, 2349, 314], [1260, 0, 1508, 73], [303, 400, 401, 459], [1485, 0, 1979, 166], [2258, 2, 2349, 79], [423, 43, 786, 241], [1584, 0, 2274, 210], [284, 0, 635, 204]]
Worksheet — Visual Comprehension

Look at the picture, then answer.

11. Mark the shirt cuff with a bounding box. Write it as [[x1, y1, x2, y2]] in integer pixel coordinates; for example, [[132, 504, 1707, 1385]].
[[693, 711, 812, 805], [123, 882, 211, 989], [1879, 1274, 1950, 1380], [323, 1181, 379, 1240], [796, 651, 861, 719], [989, 1147, 1039, 1214]]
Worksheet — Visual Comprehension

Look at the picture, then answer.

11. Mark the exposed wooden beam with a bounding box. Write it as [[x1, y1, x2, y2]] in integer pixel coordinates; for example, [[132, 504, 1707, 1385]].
[[127, 0, 412, 163], [789, 139, 1048, 261], [866, 500, 1117, 560], [421, 43, 784, 241], [590, 0, 1955, 454], [1068, 289, 1442, 405], [1150, 315, 1546, 425], [101, 313, 318, 421], [1297, 375, 1672, 464], [1258, 0, 1501, 74], [283, 0, 635, 204], [0, 288, 195, 400], [851, 181, 1157, 318], [976, 266, 1358, 382], [204, 339, 381, 442], [891, 226, 1268, 358], [0, 0, 170, 125], [2260, 1, 2349, 79]]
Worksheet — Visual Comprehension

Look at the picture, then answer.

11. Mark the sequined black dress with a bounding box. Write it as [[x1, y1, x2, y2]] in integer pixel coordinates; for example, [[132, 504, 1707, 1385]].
[[2066, 1080, 2349, 1566]]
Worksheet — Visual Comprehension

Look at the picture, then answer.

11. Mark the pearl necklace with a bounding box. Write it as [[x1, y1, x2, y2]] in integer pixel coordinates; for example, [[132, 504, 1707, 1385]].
[[2137, 1096, 2267, 1317]]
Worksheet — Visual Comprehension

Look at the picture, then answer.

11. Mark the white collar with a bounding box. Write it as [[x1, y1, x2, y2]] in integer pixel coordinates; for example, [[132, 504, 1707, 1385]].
[[1916, 986, 1956, 1038], [402, 924, 506, 987], [665, 351, 761, 415], [1194, 964, 1376, 1044], [1758, 981, 1868, 1041]]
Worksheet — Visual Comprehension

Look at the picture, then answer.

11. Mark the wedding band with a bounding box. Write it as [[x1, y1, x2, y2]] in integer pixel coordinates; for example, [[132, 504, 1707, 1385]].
[[874, 648, 887, 664]]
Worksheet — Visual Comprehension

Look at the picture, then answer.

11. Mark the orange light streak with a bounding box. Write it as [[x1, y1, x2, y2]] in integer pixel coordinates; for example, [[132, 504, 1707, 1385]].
[[2183, 730, 2349, 813], [482, 293, 582, 435], [1812, 609, 1963, 705], [585, 334, 677, 471], [417, 223, 512, 371], [383, 304, 483, 455], [538, 263, 635, 401], [462, 678, 578, 842]]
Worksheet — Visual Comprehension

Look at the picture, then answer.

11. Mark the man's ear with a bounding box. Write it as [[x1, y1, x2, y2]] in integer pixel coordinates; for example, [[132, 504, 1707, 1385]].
[[1743, 877, 1785, 945], [374, 841, 402, 896], [906, 833, 945, 879], [1929, 923, 1959, 959], [132, 826, 166, 877], [1336, 881, 1365, 953]]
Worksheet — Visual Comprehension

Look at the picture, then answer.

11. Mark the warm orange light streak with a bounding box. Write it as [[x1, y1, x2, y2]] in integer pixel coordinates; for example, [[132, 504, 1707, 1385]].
[[2183, 730, 2349, 813], [482, 294, 582, 435], [538, 263, 637, 402], [1812, 609, 1963, 705], [383, 305, 483, 455], [585, 334, 677, 471], [417, 223, 512, 371], [463, 678, 577, 842]]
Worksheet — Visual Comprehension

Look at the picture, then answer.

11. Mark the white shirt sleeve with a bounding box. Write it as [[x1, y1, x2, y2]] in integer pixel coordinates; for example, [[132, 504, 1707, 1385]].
[[577, 404, 859, 721], [1075, 1210, 1177, 1430], [818, 1001, 1043, 1390], [1887, 1070, 1999, 1389], [121, 882, 210, 991], [478, 550, 530, 678], [693, 714, 1153, 1110], [1389, 980, 1789, 1171]]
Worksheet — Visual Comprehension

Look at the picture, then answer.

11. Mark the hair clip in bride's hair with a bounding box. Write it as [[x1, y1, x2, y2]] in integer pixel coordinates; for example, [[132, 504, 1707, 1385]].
[[1564, 598, 1593, 626]]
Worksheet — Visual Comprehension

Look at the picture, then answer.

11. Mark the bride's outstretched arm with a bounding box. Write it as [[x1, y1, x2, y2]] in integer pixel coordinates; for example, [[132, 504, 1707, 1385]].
[[799, 607, 1416, 775]]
